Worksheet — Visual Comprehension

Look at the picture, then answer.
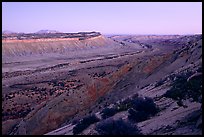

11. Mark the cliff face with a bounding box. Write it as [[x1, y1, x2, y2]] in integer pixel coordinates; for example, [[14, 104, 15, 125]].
[[2, 35, 116, 57]]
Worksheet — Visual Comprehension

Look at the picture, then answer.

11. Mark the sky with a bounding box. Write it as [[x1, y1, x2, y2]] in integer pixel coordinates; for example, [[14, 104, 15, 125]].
[[2, 2, 202, 35]]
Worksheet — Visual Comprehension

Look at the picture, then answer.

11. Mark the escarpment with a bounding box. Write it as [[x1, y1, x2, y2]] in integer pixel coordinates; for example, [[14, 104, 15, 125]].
[[2, 32, 118, 58]]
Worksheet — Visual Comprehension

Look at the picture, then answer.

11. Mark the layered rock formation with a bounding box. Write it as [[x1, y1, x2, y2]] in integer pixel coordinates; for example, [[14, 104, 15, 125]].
[[2, 32, 115, 58], [2, 33, 202, 135]]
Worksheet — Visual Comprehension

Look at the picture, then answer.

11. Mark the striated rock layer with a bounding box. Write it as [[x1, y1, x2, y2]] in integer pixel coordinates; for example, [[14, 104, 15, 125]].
[[2, 34, 117, 58]]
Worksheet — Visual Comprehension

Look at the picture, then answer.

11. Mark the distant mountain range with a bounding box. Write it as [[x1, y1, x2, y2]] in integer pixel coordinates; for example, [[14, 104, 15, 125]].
[[35, 30, 61, 34], [2, 30, 16, 34], [2, 29, 61, 34]]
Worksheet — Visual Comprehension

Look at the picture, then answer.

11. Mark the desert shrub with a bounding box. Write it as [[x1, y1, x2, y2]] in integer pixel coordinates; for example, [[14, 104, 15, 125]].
[[58, 82, 65, 87], [95, 118, 142, 135], [164, 73, 202, 101], [98, 97, 105, 104], [197, 67, 202, 72], [73, 114, 100, 135], [116, 98, 132, 112], [187, 75, 202, 100], [164, 74, 188, 100], [18, 108, 31, 117], [100, 107, 117, 119], [130, 97, 158, 115], [128, 108, 149, 122], [52, 80, 58, 86], [127, 97, 158, 122], [72, 119, 80, 125], [115, 95, 158, 116], [164, 86, 185, 100]]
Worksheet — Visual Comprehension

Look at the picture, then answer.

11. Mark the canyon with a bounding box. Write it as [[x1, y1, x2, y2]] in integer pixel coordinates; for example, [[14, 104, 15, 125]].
[[2, 32, 202, 135]]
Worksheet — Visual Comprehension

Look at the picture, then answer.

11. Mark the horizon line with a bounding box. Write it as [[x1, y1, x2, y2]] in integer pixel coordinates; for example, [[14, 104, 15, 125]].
[[2, 30, 202, 36]]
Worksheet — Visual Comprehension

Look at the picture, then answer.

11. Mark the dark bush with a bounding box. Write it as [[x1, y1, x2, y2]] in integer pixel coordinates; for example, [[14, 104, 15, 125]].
[[58, 82, 65, 87], [52, 80, 58, 86], [130, 97, 158, 115], [100, 107, 117, 119], [98, 97, 105, 104], [164, 87, 183, 100], [165, 76, 187, 100], [164, 73, 202, 101], [95, 118, 142, 135], [197, 67, 202, 72], [72, 119, 80, 125], [128, 108, 148, 122], [187, 75, 202, 101], [73, 114, 100, 135], [127, 97, 158, 122]]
